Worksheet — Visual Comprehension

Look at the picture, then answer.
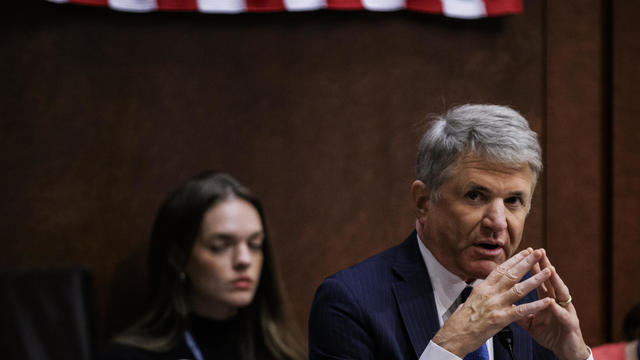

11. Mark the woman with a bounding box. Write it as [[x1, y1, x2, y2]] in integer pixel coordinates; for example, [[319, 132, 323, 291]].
[[102, 171, 306, 360]]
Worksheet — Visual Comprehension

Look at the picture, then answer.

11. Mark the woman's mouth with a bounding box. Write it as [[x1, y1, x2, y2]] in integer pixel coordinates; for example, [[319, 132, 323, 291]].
[[232, 278, 253, 290]]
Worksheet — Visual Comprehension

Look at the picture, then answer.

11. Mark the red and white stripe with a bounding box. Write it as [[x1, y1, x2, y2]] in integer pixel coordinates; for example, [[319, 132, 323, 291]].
[[46, 0, 522, 18]]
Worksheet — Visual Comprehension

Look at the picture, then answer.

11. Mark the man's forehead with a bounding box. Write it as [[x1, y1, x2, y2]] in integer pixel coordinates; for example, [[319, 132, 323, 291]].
[[447, 154, 535, 191], [456, 153, 529, 172]]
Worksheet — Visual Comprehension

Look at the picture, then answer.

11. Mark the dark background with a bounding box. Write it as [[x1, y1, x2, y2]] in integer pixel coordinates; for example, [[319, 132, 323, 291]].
[[1, 0, 638, 350]]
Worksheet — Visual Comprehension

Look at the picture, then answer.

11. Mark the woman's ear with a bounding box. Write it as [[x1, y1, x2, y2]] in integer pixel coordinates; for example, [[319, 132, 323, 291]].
[[411, 180, 430, 223], [169, 246, 188, 272]]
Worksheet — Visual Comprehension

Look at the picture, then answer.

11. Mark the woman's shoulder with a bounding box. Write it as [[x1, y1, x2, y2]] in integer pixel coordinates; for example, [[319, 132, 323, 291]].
[[99, 342, 192, 360], [99, 342, 155, 360]]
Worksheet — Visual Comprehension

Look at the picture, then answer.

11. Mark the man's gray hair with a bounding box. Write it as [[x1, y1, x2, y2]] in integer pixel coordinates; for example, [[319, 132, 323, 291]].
[[416, 104, 542, 200]]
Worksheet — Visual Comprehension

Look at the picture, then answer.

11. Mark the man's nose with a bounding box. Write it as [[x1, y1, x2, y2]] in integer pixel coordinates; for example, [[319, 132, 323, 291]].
[[233, 242, 252, 269], [482, 199, 508, 233]]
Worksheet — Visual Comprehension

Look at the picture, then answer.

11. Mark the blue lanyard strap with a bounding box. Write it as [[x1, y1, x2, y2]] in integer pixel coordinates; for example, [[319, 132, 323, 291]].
[[184, 330, 204, 360]]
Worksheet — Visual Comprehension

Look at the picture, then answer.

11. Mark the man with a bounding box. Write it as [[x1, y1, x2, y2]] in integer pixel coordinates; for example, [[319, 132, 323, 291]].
[[309, 104, 592, 360]]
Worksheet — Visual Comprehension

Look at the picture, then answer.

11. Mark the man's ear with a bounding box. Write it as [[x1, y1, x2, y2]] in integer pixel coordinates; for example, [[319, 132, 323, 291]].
[[411, 180, 430, 223]]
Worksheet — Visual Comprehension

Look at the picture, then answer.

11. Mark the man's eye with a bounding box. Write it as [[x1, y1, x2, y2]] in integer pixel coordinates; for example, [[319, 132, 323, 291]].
[[505, 197, 523, 206], [466, 190, 482, 201]]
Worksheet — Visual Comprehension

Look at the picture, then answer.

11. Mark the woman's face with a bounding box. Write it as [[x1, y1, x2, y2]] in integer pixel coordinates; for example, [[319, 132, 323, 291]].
[[185, 198, 264, 319]]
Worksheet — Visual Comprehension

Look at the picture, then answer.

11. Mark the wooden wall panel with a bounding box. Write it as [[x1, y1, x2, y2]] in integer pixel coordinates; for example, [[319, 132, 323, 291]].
[[612, 0, 640, 342], [545, 0, 605, 345], [1, 0, 547, 344], [5, 0, 631, 351]]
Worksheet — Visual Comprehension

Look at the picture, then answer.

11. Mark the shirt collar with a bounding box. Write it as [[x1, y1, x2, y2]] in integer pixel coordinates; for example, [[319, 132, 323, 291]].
[[416, 233, 481, 325]]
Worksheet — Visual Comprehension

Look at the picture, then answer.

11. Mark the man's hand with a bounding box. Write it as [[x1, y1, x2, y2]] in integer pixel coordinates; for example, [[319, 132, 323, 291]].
[[432, 248, 555, 357], [519, 250, 590, 360]]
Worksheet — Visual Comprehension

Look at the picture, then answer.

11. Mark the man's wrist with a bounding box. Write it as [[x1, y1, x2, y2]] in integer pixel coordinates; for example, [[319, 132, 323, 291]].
[[558, 345, 591, 360], [578, 345, 592, 360], [432, 331, 469, 357], [420, 340, 465, 360]]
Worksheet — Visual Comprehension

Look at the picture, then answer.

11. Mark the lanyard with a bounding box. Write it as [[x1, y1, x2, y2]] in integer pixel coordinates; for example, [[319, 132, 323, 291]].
[[184, 330, 204, 360]]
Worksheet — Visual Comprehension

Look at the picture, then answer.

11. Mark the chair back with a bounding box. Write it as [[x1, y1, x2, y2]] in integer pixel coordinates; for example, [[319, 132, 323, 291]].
[[0, 267, 95, 360]]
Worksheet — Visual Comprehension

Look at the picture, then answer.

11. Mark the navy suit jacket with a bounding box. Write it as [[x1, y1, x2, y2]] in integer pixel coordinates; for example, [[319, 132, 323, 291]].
[[309, 232, 557, 360]]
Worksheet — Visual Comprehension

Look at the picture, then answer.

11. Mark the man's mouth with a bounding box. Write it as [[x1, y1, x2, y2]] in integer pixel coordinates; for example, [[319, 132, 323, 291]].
[[472, 242, 505, 257], [476, 243, 500, 250]]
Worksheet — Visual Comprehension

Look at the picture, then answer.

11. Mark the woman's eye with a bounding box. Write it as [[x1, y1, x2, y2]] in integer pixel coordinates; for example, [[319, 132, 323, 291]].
[[209, 241, 229, 252], [248, 241, 263, 251]]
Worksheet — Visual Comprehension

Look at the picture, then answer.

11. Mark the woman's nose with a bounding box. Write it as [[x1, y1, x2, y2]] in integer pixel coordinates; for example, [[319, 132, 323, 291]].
[[233, 243, 252, 269]]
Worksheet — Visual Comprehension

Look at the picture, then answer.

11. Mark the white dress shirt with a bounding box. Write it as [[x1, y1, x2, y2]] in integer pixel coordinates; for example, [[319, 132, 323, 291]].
[[416, 235, 593, 360], [416, 235, 494, 360]]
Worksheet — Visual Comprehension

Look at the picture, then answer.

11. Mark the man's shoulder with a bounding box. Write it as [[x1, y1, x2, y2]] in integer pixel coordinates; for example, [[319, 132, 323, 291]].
[[310, 233, 421, 325], [322, 233, 417, 288]]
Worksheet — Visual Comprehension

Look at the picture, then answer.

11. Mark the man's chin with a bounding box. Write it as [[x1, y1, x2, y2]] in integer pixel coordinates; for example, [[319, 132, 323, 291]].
[[465, 260, 499, 280]]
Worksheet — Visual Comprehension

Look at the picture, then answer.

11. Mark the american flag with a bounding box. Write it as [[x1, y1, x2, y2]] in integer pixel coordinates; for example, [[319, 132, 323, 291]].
[[46, 0, 523, 19]]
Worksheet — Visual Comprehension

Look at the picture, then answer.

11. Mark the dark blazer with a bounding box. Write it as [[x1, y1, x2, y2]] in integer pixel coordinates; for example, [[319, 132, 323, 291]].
[[309, 232, 557, 360]]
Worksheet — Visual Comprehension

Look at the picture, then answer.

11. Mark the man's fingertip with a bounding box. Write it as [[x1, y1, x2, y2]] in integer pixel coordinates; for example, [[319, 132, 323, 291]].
[[541, 297, 553, 307]]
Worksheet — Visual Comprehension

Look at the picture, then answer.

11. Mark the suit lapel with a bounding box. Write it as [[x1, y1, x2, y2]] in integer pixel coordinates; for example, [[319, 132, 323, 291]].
[[390, 232, 537, 360], [391, 233, 441, 358]]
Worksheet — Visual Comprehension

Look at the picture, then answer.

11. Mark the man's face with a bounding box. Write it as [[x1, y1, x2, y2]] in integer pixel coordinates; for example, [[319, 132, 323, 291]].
[[418, 154, 534, 282]]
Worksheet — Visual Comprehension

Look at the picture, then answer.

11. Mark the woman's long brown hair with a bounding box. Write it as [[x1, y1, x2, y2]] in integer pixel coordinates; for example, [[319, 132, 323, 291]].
[[114, 171, 305, 360]]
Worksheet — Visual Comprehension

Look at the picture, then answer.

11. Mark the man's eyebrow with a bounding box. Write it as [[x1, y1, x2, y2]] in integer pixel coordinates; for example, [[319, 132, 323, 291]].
[[465, 183, 491, 193], [507, 191, 528, 198], [465, 184, 529, 198]]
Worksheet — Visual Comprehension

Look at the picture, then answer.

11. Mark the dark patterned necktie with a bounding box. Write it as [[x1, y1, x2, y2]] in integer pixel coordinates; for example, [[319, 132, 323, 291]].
[[459, 286, 490, 360]]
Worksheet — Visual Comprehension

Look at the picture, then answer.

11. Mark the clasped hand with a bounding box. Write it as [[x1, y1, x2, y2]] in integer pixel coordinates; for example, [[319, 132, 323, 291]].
[[432, 248, 590, 360]]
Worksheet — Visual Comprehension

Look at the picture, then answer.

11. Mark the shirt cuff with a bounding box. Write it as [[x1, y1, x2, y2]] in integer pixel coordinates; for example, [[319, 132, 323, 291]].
[[584, 346, 593, 360], [419, 340, 462, 360]]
